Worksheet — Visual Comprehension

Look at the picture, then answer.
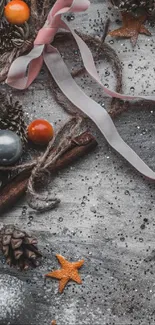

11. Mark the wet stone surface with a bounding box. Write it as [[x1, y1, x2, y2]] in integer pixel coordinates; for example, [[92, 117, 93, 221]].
[[1, 0, 155, 324]]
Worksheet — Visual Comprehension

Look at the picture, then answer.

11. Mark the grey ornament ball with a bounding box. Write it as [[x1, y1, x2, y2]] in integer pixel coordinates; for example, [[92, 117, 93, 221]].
[[0, 130, 22, 165]]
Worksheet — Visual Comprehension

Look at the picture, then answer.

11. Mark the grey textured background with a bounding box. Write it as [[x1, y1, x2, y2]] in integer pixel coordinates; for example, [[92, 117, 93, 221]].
[[1, 1, 155, 324]]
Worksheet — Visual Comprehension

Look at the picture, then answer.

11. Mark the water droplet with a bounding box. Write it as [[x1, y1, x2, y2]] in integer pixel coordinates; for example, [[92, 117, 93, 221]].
[[128, 64, 133, 69], [90, 206, 96, 213], [22, 206, 27, 216], [27, 221, 31, 227], [81, 201, 85, 207], [58, 217, 63, 222], [29, 215, 33, 221], [105, 70, 110, 77], [141, 129, 147, 135], [70, 15, 75, 20], [2, 257, 5, 264], [66, 14, 75, 21], [130, 87, 135, 92], [109, 40, 114, 44], [124, 190, 130, 195], [88, 186, 93, 193]]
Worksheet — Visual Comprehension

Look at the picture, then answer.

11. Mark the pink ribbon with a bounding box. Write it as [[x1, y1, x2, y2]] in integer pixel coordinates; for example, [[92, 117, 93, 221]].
[[6, 0, 155, 180]]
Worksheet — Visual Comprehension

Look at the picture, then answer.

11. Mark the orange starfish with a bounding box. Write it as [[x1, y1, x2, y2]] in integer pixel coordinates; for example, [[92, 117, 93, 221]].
[[45, 254, 84, 293], [108, 12, 151, 46]]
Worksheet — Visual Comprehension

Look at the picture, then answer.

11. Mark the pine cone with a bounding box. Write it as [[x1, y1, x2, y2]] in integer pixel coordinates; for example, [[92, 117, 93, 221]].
[[0, 91, 27, 145], [0, 0, 5, 19], [0, 18, 30, 54], [0, 225, 42, 270], [36, 0, 56, 13], [111, 0, 155, 13]]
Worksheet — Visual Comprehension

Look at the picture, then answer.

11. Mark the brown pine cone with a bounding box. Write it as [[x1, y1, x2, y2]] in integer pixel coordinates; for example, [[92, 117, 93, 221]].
[[0, 0, 5, 18], [0, 90, 27, 145], [0, 18, 30, 54], [111, 0, 155, 13], [0, 225, 42, 270]]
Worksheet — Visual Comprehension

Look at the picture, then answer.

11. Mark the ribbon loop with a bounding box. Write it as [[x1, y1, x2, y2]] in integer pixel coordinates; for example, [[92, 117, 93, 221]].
[[6, 0, 90, 87], [34, 27, 57, 45], [6, 0, 155, 181], [7, 46, 44, 89]]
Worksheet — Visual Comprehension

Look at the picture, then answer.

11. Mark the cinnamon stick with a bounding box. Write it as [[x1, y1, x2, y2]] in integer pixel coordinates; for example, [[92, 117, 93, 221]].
[[0, 131, 97, 214]]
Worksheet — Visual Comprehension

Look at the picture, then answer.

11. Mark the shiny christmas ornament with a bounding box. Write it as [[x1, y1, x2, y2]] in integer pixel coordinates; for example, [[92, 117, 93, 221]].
[[4, 0, 30, 25], [111, 0, 154, 13], [0, 130, 22, 165], [27, 119, 54, 145]]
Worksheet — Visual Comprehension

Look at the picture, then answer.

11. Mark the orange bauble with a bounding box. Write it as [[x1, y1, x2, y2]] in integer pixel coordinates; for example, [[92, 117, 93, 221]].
[[4, 0, 30, 25], [28, 119, 54, 145]]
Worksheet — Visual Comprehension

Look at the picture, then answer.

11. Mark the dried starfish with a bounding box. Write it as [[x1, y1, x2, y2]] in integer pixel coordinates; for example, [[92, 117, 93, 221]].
[[45, 254, 84, 293], [51, 321, 56, 325], [109, 12, 151, 46]]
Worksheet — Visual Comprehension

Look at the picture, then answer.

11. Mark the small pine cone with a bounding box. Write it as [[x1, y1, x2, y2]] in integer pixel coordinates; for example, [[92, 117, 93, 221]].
[[36, 0, 56, 13], [111, 0, 155, 13], [0, 90, 27, 145], [0, 18, 30, 54], [0, 0, 5, 19], [0, 225, 42, 270]]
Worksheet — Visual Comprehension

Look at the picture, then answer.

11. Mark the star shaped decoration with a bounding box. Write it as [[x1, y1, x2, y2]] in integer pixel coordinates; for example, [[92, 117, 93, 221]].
[[45, 254, 84, 293], [108, 12, 151, 46]]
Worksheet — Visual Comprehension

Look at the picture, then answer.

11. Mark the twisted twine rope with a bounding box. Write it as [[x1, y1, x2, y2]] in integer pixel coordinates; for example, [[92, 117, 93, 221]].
[[0, 116, 84, 212]]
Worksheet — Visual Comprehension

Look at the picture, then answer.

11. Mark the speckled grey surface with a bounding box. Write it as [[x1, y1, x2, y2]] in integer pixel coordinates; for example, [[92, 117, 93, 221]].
[[1, 1, 155, 325]]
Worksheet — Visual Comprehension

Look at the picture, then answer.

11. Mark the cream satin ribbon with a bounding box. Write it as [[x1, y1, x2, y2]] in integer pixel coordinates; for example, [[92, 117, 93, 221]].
[[6, 0, 155, 179]]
